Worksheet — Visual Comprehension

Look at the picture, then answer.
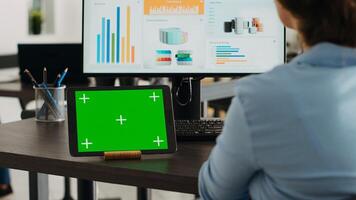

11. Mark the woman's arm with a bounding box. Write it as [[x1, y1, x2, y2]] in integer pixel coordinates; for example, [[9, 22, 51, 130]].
[[199, 96, 260, 200]]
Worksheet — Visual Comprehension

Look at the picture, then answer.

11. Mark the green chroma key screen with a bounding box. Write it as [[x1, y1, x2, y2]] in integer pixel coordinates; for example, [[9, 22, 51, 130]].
[[75, 89, 168, 153]]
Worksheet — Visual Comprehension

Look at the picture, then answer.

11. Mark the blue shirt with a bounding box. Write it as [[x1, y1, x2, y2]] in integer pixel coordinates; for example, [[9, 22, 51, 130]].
[[199, 43, 356, 200]]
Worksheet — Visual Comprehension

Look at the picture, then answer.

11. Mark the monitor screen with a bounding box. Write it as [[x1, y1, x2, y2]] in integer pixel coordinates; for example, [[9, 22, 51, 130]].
[[83, 0, 285, 75]]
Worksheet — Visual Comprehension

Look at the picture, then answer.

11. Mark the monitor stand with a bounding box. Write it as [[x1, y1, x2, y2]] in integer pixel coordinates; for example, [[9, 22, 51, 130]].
[[172, 77, 202, 120]]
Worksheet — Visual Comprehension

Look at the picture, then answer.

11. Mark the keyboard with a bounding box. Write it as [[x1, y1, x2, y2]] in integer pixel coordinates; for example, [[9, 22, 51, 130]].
[[175, 119, 224, 141]]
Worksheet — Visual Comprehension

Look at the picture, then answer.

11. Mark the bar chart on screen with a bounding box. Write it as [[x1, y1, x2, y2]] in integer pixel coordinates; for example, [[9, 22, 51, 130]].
[[214, 45, 247, 65], [88, 0, 143, 66]]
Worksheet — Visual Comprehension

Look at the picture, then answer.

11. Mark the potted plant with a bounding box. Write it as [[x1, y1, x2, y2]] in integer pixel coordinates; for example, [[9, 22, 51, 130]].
[[29, 9, 43, 35]]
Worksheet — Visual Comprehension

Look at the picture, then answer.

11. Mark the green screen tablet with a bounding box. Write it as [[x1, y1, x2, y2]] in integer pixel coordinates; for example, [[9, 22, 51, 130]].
[[67, 86, 177, 157]]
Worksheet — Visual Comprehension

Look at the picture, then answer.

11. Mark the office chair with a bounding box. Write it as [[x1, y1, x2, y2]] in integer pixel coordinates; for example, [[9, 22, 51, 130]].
[[209, 98, 232, 117], [21, 110, 36, 120], [0, 55, 18, 69]]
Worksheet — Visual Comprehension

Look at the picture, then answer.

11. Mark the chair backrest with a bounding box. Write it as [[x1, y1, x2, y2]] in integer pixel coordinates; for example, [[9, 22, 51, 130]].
[[0, 55, 18, 69]]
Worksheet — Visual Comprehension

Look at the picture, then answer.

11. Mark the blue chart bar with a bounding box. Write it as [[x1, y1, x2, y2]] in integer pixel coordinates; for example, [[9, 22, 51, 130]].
[[106, 19, 111, 63], [116, 7, 120, 63], [101, 18, 105, 63], [97, 34, 100, 63]]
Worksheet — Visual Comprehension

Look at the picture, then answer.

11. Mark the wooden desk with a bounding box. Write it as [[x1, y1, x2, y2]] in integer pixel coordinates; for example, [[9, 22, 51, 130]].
[[0, 119, 214, 199]]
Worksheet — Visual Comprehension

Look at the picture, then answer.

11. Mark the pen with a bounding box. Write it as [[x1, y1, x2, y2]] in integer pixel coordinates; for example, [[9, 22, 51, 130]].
[[43, 67, 47, 85], [54, 74, 61, 85], [24, 69, 39, 87], [43, 67, 48, 120], [24, 69, 60, 117], [37, 82, 62, 118], [56, 68, 68, 87], [40, 73, 62, 117]]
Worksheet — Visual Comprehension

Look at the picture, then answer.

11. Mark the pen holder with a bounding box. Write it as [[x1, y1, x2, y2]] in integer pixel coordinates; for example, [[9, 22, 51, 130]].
[[34, 85, 66, 122]]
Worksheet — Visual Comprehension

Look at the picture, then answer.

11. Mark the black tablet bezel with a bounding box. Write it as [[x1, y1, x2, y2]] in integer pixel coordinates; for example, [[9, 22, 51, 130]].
[[67, 85, 177, 157]]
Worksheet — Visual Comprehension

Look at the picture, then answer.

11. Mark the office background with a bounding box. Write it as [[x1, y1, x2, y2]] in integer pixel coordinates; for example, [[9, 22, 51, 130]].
[[0, 0, 301, 199]]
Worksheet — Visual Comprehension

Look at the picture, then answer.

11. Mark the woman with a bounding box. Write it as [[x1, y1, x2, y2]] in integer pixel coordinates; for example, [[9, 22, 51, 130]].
[[199, 0, 356, 199], [0, 168, 12, 197]]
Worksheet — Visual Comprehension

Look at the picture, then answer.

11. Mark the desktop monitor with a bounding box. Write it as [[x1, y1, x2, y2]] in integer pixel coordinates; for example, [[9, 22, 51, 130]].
[[82, 0, 285, 76]]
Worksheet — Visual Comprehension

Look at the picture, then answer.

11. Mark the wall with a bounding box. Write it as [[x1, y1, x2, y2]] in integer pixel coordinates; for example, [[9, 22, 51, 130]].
[[54, 0, 82, 42], [0, 1, 30, 55], [0, 0, 299, 56], [0, 0, 82, 55]]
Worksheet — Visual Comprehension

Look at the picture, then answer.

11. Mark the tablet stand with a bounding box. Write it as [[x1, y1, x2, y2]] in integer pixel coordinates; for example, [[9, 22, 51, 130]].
[[104, 151, 142, 160]]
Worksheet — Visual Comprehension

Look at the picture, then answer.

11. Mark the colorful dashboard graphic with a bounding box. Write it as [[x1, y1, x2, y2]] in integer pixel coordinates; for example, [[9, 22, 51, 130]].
[[83, 0, 285, 74]]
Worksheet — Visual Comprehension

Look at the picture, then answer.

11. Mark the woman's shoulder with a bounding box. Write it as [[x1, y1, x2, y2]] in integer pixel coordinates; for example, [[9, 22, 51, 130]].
[[235, 63, 295, 100], [233, 63, 301, 127]]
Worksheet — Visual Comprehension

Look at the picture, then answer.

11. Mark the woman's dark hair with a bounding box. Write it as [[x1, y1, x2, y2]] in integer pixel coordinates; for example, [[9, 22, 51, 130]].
[[277, 0, 356, 47]]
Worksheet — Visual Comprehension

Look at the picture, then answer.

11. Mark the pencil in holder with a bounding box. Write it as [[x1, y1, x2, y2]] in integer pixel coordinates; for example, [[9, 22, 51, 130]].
[[34, 85, 66, 122]]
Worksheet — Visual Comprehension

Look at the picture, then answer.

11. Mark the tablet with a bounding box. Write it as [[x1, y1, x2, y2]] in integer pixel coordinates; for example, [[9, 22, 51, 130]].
[[67, 86, 177, 157]]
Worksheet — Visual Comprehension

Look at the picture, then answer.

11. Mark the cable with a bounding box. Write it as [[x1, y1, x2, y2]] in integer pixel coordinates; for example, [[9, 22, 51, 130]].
[[175, 77, 193, 107]]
